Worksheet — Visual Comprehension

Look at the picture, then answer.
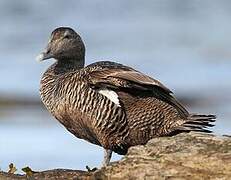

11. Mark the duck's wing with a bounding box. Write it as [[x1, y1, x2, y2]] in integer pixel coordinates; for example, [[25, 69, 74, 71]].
[[86, 61, 189, 118]]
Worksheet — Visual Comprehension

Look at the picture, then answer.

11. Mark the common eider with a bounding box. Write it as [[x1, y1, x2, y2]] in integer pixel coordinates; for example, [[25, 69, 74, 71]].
[[37, 27, 216, 166]]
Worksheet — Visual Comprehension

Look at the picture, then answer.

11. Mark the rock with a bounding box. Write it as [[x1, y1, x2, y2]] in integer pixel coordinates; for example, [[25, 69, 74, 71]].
[[0, 169, 92, 180], [1, 132, 231, 179], [94, 132, 231, 179]]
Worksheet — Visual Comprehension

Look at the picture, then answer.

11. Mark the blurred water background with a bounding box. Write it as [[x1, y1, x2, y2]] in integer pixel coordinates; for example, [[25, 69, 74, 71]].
[[0, 0, 231, 173]]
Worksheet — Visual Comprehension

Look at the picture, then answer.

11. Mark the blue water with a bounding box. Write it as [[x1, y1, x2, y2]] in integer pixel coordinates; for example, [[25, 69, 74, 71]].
[[0, 0, 231, 173]]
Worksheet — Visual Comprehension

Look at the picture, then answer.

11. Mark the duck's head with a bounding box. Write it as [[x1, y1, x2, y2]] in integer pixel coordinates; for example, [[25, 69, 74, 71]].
[[37, 27, 85, 63]]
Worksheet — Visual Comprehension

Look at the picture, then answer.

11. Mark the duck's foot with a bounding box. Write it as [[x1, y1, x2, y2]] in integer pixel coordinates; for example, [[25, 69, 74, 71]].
[[86, 166, 98, 172]]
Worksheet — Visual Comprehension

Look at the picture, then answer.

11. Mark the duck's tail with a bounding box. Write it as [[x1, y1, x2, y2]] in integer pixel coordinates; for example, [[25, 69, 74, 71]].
[[179, 114, 216, 133]]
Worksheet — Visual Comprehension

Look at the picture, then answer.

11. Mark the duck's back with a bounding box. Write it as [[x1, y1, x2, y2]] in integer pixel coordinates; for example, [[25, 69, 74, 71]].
[[85, 61, 188, 145], [85, 61, 215, 147]]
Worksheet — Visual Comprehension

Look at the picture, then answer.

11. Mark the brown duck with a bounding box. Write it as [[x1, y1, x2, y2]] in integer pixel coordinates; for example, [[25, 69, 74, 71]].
[[37, 27, 216, 166]]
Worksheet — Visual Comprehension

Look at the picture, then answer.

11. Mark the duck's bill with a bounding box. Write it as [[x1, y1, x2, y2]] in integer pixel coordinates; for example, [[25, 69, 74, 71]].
[[36, 51, 53, 62]]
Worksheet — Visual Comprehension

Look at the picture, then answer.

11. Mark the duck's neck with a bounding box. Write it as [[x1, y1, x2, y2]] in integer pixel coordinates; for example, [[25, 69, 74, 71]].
[[54, 58, 85, 74]]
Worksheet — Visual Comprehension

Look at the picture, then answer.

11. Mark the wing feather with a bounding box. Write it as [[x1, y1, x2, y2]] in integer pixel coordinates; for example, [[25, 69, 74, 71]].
[[86, 61, 189, 117]]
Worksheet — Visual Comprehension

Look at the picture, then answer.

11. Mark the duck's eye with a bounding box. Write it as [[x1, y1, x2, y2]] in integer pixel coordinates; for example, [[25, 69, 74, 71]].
[[64, 34, 71, 39]]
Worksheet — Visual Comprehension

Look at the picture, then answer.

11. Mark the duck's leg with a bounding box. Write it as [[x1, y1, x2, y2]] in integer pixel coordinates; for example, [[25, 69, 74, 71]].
[[102, 149, 112, 167]]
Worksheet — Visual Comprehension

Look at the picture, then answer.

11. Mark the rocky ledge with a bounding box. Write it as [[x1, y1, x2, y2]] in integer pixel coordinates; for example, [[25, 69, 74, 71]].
[[1, 132, 231, 180]]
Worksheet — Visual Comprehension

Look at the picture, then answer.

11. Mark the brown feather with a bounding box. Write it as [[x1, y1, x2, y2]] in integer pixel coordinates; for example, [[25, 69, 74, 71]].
[[87, 63, 188, 118]]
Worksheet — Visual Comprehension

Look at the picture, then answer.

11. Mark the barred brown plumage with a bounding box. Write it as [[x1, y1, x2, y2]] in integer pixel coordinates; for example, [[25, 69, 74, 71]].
[[38, 27, 216, 167]]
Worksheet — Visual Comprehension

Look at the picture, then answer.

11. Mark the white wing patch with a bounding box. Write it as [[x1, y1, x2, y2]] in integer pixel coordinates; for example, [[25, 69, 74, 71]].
[[98, 88, 121, 107]]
